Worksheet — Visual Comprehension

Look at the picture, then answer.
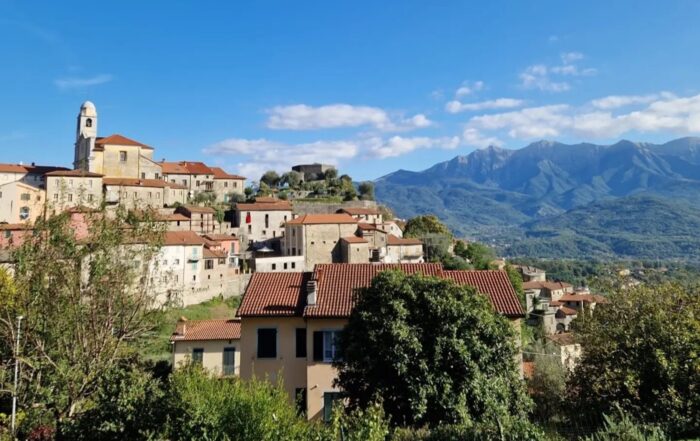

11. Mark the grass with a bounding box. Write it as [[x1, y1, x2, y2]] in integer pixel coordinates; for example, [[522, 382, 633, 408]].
[[136, 296, 241, 364]]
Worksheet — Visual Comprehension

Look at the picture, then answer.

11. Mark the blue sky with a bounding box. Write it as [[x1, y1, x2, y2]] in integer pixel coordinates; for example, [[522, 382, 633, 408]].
[[1, 1, 700, 181]]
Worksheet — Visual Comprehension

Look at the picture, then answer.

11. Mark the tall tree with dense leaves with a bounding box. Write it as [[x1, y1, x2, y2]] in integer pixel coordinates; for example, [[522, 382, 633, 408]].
[[358, 181, 375, 200], [0, 209, 164, 438], [260, 170, 281, 187], [336, 270, 532, 433], [403, 215, 452, 239], [568, 283, 700, 438]]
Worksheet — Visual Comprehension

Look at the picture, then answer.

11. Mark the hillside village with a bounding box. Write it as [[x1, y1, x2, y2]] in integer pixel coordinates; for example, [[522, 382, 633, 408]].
[[0, 102, 623, 427]]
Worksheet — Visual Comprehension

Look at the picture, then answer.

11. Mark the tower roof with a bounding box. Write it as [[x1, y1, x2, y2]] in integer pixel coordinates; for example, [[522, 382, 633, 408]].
[[80, 101, 97, 117]]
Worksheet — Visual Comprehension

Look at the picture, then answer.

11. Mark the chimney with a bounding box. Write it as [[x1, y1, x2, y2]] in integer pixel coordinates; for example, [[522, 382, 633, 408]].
[[177, 316, 188, 335], [306, 280, 317, 306]]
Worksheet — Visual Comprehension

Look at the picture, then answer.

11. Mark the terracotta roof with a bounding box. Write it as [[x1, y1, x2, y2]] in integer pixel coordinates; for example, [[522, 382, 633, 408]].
[[95, 134, 153, 149], [0, 164, 69, 175], [163, 231, 206, 246], [157, 213, 190, 222], [442, 270, 524, 317], [341, 236, 368, 244], [549, 300, 563, 306], [171, 318, 241, 342], [204, 234, 238, 242], [387, 234, 422, 246], [306, 263, 444, 318], [357, 222, 387, 232], [254, 196, 281, 203], [103, 178, 187, 189], [159, 162, 190, 174], [0, 164, 29, 173], [559, 294, 608, 304], [0, 223, 33, 231], [180, 205, 216, 214], [285, 213, 358, 225], [523, 281, 573, 291], [203, 248, 228, 259], [45, 169, 103, 177], [236, 200, 293, 211], [238, 272, 312, 317], [556, 306, 578, 317], [211, 167, 245, 180], [337, 207, 380, 216], [547, 333, 576, 346]]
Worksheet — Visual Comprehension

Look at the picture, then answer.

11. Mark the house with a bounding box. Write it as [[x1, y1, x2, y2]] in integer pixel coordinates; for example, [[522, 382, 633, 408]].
[[283, 214, 359, 268], [103, 178, 187, 209], [336, 207, 383, 224], [546, 333, 582, 371], [0, 223, 32, 249], [385, 234, 424, 263], [0, 163, 68, 224], [233, 198, 293, 250], [45, 170, 104, 212], [151, 231, 208, 305], [515, 265, 546, 282], [211, 167, 246, 203], [237, 263, 524, 421], [171, 317, 242, 376], [176, 205, 220, 234]]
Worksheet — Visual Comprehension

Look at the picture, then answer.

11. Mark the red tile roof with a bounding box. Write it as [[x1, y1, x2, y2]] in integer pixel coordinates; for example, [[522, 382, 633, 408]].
[[45, 169, 103, 177], [0, 164, 70, 174], [157, 213, 190, 222], [238, 272, 311, 317], [236, 201, 293, 212], [159, 161, 190, 174], [337, 207, 380, 216], [442, 270, 524, 317], [163, 231, 207, 246], [357, 222, 387, 232], [523, 281, 573, 291], [103, 178, 187, 189], [203, 248, 228, 259], [170, 318, 241, 341], [159, 161, 215, 175], [285, 213, 358, 225], [211, 167, 245, 180], [556, 306, 578, 317], [341, 236, 368, 244], [0, 163, 29, 173], [386, 234, 422, 246], [95, 134, 153, 149], [204, 234, 238, 242]]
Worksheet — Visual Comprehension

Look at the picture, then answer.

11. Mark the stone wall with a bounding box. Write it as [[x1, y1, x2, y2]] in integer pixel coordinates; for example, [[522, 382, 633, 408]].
[[292, 200, 378, 215]]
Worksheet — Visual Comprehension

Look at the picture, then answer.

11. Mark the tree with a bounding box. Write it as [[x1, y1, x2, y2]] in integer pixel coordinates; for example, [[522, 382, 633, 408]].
[[454, 240, 496, 270], [336, 271, 532, 430], [260, 170, 281, 188], [526, 341, 566, 423], [323, 168, 338, 181], [504, 264, 524, 307], [584, 407, 668, 441], [568, 283, 700, 438], [403, 215, 452, 239], [281, 171, 303, 189], [0, 209, 164, 437], [358, 181, 375, 201]]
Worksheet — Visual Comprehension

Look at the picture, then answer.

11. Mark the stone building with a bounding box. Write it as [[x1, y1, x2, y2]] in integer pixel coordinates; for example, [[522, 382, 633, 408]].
[[233, 198, 293, 250], [45, 170, 104, 213], [103, 178, 187, 210], [211, 167, 246, 203], [283, 214, 359, 268], [291, 163, 334, 181]]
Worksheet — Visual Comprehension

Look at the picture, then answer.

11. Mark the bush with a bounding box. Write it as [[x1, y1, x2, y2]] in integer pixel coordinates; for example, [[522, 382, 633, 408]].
[[584, 408, 668, 441]]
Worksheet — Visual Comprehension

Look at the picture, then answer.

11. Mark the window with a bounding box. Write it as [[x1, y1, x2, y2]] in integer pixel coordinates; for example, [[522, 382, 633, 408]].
[[265, 214, 269, 228], [174, 258, 180, 265], [313, 330, 341, 363], [295, 388, 307, 417], [182, 179, 187, 186], [271, 263, 276, 270], [67, 194, 73, 202], [53, 194, 58, 201], [4, 231, 11, 239], [86, 118, 92, 127], [224, 182, 228, 188], [257, 328, 277, 358], [323, 392, 342, 423], [205, 260, 214, 270], [295, 328, 307, 358], [291, 262, 296, 269], [292, 247, 296, 255], [192, 275, 197, 281], [20, 193, 30, 201], [223, 347, 236, 376], [19, 207, 29, 220], [155, 173, 160, 180], [283, 262, 287, 270], [196, 180, 201, 187], [192, 348, 204, 366], [88, 194, 94, 202], [120, 151, 127, 162], [247, 225, 252, 234], [141, 173, 146, 179]]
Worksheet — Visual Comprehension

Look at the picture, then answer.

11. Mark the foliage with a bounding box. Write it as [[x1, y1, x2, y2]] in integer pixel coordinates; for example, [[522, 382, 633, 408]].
[[390, 419, 545, 441], [319, 403, 390, 441], [455, 241, 496, 270], [526, 341, 566, 423], [504, 264, 524, 307], [324, 168, 338, 181], [403, 215, 452, 239], [568, 283, 700, 438], [280, 171, 303, 188], [358, 181, 375, 201], [584, 407, 668, 441], [165, 366, 313, 441], [193, 191, 216, 205], [0, 208, 164, 435], [336, 271, 532, 429], [260, 170, 281, 187]]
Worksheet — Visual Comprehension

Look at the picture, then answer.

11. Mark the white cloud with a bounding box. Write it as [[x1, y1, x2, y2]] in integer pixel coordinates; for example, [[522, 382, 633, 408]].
[[519, 52, 596, 92], [265, 104, 431, 131], [463, 128, 502, 148], [455, 80, 485, 97], [54, 74, 113, 89], [446, 98, 525, 114], [367, 135, 460, 159], [464, 92, 700, 142]]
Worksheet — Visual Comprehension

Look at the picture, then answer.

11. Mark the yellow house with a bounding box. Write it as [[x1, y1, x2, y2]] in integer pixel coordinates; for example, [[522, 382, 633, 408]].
[[171, 318, 242, 376], [237, 263, 524, 421]]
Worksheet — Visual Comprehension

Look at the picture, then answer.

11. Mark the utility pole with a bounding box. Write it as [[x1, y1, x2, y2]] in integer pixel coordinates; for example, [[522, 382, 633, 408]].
[[11, 315, 24, 437]]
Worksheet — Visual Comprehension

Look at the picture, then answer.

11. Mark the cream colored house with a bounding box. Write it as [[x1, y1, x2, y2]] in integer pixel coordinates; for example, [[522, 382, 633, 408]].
[[211, 167, 246, 203], [237, 263, 525, 421], [161, 161, 241, 201], [336, 207, 383, 224], [45, 170, 104, 213], [103, 178, 187, 210], [385, 234, 424, 263], [546, 333, 582, 371], [176, 205, 220, 234], [0, 181, 44, 224], [171, 318, 241, 376], [283, 214, 359, 268], [234, 198, 293, 250]]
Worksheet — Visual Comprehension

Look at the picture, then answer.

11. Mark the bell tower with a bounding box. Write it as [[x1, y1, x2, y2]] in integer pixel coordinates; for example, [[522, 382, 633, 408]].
[[74, 101, 98, 171]]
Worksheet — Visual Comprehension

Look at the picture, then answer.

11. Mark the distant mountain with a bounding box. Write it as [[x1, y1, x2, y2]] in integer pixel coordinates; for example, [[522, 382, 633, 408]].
[[375, 137, 700, 260]]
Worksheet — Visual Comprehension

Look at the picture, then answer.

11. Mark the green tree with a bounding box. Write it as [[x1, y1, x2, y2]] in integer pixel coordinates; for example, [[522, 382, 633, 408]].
[[504, 264, 524, 307], [584, 407, 668, 441], [0, 209, 164, 437], [281, 171, 303, 189], [526, 341, 566, 423], [358, 181, 375, 201], [568, 283, 700, 438], [403, 215, 452, 239], [336, 271, 532, 429], [324, 168, 338, 181], [260, 170, 281, 187], [454, 240, 496, 270]]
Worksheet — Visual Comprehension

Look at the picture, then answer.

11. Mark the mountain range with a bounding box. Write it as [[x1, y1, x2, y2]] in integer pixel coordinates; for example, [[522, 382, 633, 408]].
[[374, 137, 700, 260]]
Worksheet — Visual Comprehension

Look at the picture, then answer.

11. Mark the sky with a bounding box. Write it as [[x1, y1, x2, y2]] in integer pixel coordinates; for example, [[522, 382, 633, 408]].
[[1, 1, 700, 181]]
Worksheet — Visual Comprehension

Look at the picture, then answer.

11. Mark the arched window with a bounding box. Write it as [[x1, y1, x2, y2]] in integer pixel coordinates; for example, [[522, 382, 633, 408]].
[[86, 118, 92, 128]]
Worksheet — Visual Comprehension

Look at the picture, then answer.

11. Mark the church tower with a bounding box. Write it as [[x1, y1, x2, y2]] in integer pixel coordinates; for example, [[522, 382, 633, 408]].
[[74, 101, 98, 171]]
